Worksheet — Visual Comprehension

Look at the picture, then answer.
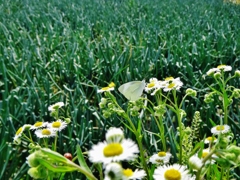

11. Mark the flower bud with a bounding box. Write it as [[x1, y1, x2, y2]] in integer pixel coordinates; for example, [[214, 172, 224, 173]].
[[64, 118, 71, 124], [214, 72, 221, 79], [189, 155, 203, 170], [26, 153, 40, 167], [186, 88, 197, 97], [28, 165, 48, 179], [234, 70, 240, 77]]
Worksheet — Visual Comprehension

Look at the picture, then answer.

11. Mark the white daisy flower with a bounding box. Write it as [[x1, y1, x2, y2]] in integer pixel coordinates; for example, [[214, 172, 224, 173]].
[[211, 124, 230, 135], [123, 168, 146, 180], [13, 124, 31, 143], [204, 136, 217, 144], [145, 78, 165, 95], [48, 102, 64, 112], [104, 163, 125, 180], [98, 87, 115, 93], [47, 119, 67, 132], [200, 148, 217, 164], [189, 155, 203, 171], [163, 77, 183, 92], [88, 139, 139, 165], [217, 65, 232, 72], [35, 128, 57, 138], [30, 121, 48, 130], [105, 127, 124, 143], [206, 68, 219, 76], [149, 151, 172, 165], [98, 82, 115, 93], [153, 164, 194, 180]]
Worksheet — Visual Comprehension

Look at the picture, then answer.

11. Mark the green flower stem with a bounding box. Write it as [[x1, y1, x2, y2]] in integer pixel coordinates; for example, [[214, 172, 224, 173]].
[[158, 116, 167, 152], [53, 132, 58, 151], [144, 101, 167, 152], [196, 147, 216, 180], [108, 93, 150, 179], [67, 161, 98, 180], [214, 72, 235, 124], [122, 113, 150, 179], [155, 92, 167, 152]]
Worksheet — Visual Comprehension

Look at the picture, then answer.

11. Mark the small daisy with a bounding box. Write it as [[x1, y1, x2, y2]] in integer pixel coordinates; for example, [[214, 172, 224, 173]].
[[211, 124, 230, 135], [153, 164, 194, 180], [123, 168, 146, 180], [48, 102, 64, 112], [163, 77, 183, 92], [98, 82, 115, 93], [35, 128, 56, 138], [200, 148, 217, 165], [88, 139, 139, 165], [206, 68, 219, 76], [98, 86, 115, 93], [204, 136, 217, 144], [104, 163, 125, 180], [145, 78, 165, 95], [13, 125, 30, 143], [149, 151, 172, 165], [47, 119, 67, 132], [105, 127, 125, 143], [30, 121, 48, 130], [217, 65, 232, 72]]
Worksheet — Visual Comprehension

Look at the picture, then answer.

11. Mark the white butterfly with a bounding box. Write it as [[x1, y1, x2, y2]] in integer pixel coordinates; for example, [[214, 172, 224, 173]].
[[118, 80, 146, 101]]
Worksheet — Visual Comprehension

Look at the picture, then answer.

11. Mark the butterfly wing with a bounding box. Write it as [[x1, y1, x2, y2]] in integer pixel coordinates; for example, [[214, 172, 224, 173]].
[[118, 80, 145, 101]]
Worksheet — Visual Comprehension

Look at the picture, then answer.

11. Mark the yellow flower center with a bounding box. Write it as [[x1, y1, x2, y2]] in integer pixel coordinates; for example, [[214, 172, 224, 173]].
[[147, 82, 155, 88], [202, 152, 209, 158], [123, 168, 133, 177], [103, 143, 123, 157], [42, 129, 51, 135], [206, 136, 216, 142], [101, 87, 110, 91], [108, 82, 115, 88], [158, 151, 166, 157], [16, 127, 23, 135], [217, 64, 226, 69], [164, 168, 181, 180], [216, 125, 225, 131], [34, 122, 43, 127], [165, 77, 174, 81], [52, 121, 61, 128], [168, 83, 175, 89]]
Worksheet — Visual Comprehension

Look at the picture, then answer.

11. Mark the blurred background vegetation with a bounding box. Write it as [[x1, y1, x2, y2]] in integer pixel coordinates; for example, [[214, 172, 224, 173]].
[[0, 0, 240, 179]]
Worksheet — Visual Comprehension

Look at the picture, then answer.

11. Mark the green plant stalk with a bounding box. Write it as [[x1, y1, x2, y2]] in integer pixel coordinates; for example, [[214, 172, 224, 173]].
[[173, 89, 183, 164], [144, 99, 167, 152], [196, 147, 216, 180], [155, 92, 167, 152], [158, 116, 167, 152], [218, 74, 229, 125], [122, 113, 150, 179], [108, 93, 150, 179], [67, 161, 98, 180]]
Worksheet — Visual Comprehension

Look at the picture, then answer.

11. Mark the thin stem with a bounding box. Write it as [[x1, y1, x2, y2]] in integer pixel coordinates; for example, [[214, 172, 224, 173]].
[[67, 161, 98, 180]]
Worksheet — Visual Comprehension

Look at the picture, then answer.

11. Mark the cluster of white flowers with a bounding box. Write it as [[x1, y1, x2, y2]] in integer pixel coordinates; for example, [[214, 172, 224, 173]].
[[88, 127, 146, 180], [145, 77, 183, 95], [13, 102, 68, 143], [189, 124, 231, 171]]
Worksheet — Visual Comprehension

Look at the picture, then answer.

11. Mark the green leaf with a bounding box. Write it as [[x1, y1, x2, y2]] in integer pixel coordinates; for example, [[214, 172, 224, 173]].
[[76, 144, 92, 174], [38, 159, 77, 173]]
